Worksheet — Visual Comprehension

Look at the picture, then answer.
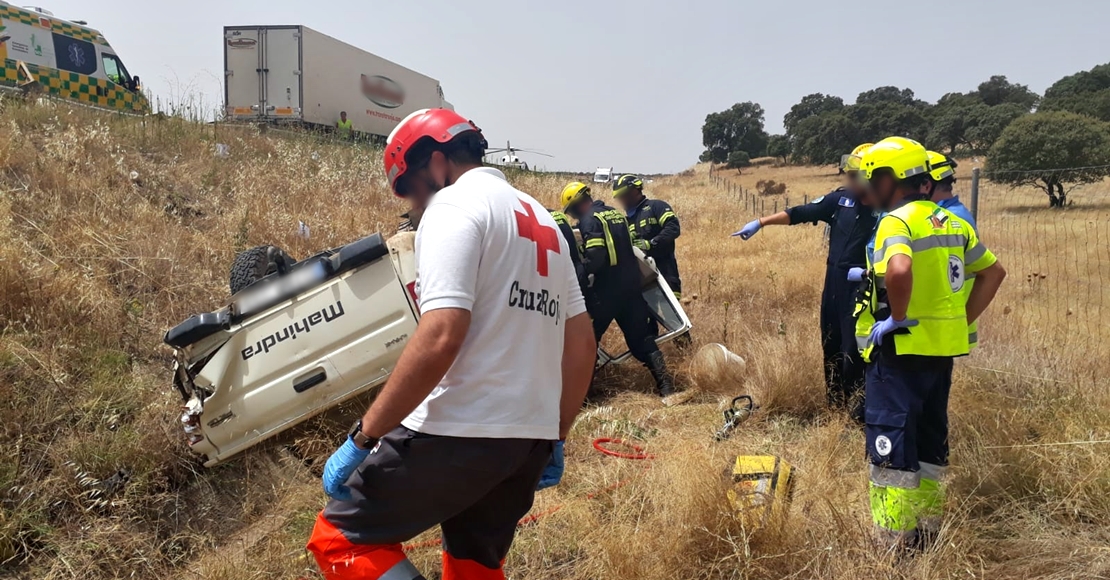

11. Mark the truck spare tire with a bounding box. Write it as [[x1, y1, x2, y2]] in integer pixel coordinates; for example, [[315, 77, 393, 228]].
[[229, 245, 297, 295]]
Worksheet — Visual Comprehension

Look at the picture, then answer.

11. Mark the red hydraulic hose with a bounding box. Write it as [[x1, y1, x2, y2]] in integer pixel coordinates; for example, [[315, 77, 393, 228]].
[[592, 437, 655, 460]]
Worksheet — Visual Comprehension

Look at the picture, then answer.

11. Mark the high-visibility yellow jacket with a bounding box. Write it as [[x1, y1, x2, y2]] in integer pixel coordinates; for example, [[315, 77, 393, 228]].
[[865, 200, 996, 358], [336, 119, 353, 137]]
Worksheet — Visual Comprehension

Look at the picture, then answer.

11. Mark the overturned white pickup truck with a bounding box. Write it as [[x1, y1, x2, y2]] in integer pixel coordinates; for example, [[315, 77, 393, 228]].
[[164, 231, 690, 466]]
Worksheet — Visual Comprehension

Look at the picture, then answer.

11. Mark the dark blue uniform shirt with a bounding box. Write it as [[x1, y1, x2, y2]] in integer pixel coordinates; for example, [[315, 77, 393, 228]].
[[786, 187, 878, 271]]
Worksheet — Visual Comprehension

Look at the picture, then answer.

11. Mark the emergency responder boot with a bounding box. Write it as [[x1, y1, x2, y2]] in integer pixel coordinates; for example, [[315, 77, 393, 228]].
[[646, 351, 675, 397]]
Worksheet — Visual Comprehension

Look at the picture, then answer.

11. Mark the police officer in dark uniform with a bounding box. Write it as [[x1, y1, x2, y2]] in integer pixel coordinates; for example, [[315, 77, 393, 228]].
[[561, 181, 675, 397], [612, 175, 683, 298], [732, 144, 877, 421]]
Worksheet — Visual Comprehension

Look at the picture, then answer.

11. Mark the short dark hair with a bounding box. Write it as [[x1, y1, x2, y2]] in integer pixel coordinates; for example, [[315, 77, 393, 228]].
[[395, 132, 487, 196], [403, 131, 486, 171], [902, 173, 929, 190], [934, 176, 956, 191], [340, 111, 347, 115], [870, 168, 929, 193]]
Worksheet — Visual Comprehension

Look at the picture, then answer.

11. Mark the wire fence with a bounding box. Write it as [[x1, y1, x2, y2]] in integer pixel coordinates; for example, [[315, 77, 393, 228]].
[[706, 164, 1110, 351], [957, 167, 1110, 351]]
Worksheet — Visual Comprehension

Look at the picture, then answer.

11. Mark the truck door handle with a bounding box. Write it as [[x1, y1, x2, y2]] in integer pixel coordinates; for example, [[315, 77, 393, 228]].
[[293, 370, 326, 393]]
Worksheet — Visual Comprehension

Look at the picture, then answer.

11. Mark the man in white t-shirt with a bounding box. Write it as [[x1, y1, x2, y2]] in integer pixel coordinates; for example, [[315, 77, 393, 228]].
[[307, 108, 596, 580]]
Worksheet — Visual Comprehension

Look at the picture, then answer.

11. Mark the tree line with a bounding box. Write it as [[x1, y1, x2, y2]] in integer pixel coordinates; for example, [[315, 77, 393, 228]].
[[701, 62, 1110, 206]]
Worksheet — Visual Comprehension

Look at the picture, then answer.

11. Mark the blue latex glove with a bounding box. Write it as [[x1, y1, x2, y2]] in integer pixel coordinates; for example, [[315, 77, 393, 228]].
[[632, 238, 652, 252], [868, 317, 919, 348], [731, 219, 762, 240], [847, 267, 867, 282], [536, 441, 565, 490], [322, 436, 371, 501]]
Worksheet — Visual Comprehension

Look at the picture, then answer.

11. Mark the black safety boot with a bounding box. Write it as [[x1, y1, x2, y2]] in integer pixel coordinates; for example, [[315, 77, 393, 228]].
[[646, 350, 676, 397]]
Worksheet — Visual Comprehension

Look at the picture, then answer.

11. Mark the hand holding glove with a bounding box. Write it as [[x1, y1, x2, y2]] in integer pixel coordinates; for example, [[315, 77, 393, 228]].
[[322, 436, 371, 501], [536, 440, 565, 490], [632, 238, 652, 252], [847, 267, 868, 282], [731, 219, 762, 240], [867, 317, 919, 348]]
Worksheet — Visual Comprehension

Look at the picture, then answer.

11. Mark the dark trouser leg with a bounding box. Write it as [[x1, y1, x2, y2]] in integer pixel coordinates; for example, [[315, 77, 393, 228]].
[[587, 297, 616, 396], [309, 428, 550, 579], [589, 296, 616, 343], [440, 440, 551, 578], [616, 296, 674, 396], [655, 254, 682, 298], [819, 283, 841, 409]]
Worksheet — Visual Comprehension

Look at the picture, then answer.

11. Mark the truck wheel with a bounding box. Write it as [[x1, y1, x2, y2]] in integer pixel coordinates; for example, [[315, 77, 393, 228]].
[[229, 245, 296, 294]]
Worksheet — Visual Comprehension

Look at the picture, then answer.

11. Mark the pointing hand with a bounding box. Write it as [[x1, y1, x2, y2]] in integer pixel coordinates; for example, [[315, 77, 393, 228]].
[[731, 219, 762, 240]]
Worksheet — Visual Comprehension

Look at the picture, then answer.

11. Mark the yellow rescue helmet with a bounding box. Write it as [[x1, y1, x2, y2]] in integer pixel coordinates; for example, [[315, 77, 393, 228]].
[[841, 142, 874, 173], [859, 137, 929, 181], [561, 182, 591, 211], [926, 150, 958, 182], [612, 174, 645, 198]]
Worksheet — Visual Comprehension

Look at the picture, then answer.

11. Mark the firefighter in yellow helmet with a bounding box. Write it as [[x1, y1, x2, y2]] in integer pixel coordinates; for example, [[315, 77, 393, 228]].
[[858, 136, 1006, 551], [561, 181, 675, 397], [734, 143, 877, 422]]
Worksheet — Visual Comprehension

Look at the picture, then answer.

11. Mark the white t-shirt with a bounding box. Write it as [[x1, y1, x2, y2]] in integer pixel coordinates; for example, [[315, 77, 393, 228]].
[[401, 167, 587, 440]]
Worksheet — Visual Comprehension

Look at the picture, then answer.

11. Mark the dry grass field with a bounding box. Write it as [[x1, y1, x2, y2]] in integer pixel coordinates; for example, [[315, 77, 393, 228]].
[[1, 98, 1109, 580]]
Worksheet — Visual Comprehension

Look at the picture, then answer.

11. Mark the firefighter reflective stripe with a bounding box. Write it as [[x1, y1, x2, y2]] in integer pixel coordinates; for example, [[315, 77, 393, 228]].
[[659, 210, 676, 225], [597, 217, 618, 266], [550, 211, 570, 226], [585, 238, 607, 249]]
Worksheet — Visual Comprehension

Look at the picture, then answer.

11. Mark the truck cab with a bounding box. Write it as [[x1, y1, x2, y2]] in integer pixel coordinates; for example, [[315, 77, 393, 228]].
[[594, 167, 614, 183], [0, 2, 148, 113]]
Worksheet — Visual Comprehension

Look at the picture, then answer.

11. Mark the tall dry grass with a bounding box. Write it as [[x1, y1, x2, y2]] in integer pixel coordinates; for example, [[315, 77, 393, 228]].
[[1, 97, 1109, 579]]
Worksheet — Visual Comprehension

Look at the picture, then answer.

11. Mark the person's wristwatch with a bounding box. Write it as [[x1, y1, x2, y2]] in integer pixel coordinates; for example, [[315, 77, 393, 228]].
[[349, 420, 380, 451]]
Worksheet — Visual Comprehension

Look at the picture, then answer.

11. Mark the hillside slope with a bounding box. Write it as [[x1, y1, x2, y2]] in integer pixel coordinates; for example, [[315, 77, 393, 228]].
[[1, 100, 1109, 579]]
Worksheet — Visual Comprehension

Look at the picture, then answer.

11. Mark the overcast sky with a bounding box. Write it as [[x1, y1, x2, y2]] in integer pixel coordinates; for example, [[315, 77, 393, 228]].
[[37, 0, 1110, 173]]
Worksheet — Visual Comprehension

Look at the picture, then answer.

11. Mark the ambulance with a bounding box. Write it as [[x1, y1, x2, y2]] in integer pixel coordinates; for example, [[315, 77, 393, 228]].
[[0, 3, 149, 114]]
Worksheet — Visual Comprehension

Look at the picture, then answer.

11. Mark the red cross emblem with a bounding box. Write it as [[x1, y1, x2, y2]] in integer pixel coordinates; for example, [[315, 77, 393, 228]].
[[514, 200, 561, 277]]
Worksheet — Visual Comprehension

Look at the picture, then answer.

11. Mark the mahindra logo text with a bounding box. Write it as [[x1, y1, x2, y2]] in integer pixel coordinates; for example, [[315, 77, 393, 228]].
[[241, 301, 345, 360]]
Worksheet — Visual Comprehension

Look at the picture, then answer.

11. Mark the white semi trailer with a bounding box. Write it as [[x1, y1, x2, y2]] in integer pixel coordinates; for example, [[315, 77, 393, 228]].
[[223, 25, 451, 139]]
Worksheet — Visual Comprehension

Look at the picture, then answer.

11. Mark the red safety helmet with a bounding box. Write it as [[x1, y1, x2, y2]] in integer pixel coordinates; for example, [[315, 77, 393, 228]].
[[384, 108, 483, 197]]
